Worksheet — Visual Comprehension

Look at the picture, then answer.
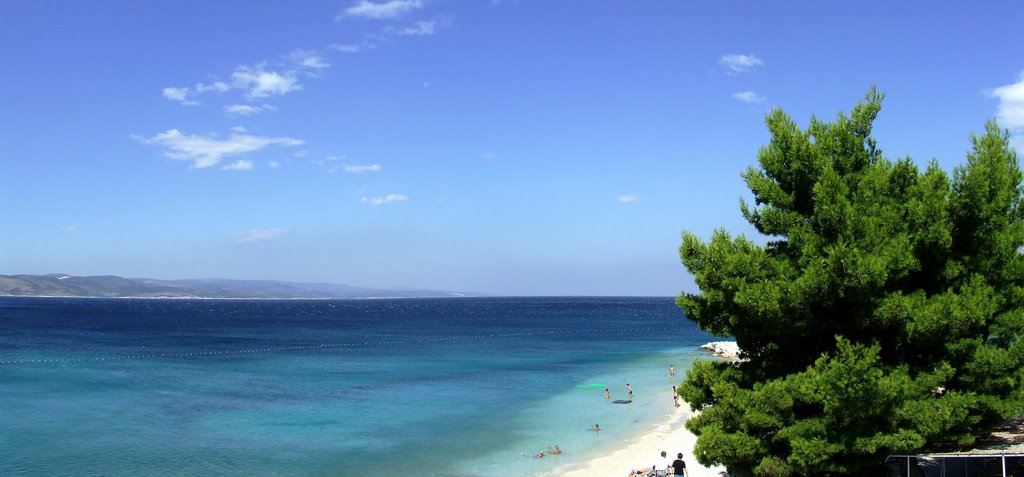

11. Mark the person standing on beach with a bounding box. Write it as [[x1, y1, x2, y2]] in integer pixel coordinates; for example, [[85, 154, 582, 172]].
[[672, 385, 680, 408], [671, 453, 688, 477], [627, 383, 633, 399]]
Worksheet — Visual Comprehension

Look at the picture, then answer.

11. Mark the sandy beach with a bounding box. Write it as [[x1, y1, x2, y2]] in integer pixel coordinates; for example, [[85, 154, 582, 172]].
[[546, 398, 728, 477], [544, 344, 736, 477]]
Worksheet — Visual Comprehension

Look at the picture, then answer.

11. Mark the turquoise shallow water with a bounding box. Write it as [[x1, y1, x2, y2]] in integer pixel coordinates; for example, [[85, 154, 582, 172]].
[[0, 297, 717, 476]]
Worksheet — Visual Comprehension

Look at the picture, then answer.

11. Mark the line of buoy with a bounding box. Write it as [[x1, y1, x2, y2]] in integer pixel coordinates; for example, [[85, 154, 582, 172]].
[[0, 326, 670, 366]]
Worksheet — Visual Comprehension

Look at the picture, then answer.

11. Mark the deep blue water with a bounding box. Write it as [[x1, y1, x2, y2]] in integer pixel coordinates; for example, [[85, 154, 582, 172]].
[[0, 297, 716, 476]]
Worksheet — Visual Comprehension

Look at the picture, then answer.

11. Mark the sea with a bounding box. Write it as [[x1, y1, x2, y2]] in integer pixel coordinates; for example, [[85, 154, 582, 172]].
[[0, 296, 719, 477]]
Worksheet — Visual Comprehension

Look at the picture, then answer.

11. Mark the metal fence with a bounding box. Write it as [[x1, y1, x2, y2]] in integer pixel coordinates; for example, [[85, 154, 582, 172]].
[[885, 455, 1024, 477]]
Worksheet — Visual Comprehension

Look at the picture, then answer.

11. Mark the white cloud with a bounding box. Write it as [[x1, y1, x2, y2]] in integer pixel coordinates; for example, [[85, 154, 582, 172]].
[[57, 224, 79, 232], [195, 82, 230, 94], [481, 152, 498, 160], [313, 155, 348, 173], [224, 104, 263, 116], [720, 53, 764, 74], [617, 194, 639, 204], [331, 43, 363, 53], [344, 164, 381, 174], [342, 0, 423, 19], [164, 83, 230, 105], [231, 126, 249, 133], [331, 42, 375, 53], [224, 103, 277, 117], [236, 228, 288, 244], [361, 193, 409, 205], [162, 87, 198, 105], [269, 160, 280, 168], [136, 129, 304, 169], [386, 20, 436, 36], [222, 160, 254, 171], [732, 90, 765, 104], [162, 87, 189, 102], [232, 64, 301, 99], [989, 73, 1024, 153], [289, 50, 330, 70]]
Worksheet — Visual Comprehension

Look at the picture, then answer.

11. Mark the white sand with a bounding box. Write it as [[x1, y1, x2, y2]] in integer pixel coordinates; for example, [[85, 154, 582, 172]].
[[550, 400, 728, 477]]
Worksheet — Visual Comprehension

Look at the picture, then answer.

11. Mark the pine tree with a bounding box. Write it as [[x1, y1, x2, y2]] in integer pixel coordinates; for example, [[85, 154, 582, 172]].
[[678, 88, 1024, 476]]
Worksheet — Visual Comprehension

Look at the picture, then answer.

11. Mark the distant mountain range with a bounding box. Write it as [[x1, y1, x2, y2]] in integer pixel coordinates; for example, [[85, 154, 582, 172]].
[[0, 274, 473, 299]]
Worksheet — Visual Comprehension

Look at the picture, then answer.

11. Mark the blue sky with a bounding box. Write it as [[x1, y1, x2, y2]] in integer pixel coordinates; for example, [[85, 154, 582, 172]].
[[1, 1, 1023, 296]]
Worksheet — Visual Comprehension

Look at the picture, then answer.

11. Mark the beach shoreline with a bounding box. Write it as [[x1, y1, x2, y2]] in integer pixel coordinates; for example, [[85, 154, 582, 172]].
[[532, 343, 733, 477], [543, 392, 728, 477], [537, 342, 737, 477]]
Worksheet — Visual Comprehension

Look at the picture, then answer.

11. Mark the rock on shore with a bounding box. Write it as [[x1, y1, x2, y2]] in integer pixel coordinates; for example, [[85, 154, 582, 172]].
[[700, 341, 741, 359]]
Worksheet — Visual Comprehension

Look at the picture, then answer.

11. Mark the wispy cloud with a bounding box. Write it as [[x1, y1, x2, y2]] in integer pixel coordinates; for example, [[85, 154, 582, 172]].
[[235, 228, 288, 244], [361, 193, 409, 205], [162, 53, 322, 106], [224, 103, 277, 117], [162, 87, 195, 105], [162, 82, 230, 105], [386, 20, 436, 36], [221, 160, 254, 171], [57, 224, 79, 232], [331, 41, 376, 53], [344, 164, 382, 174], [341, 0, 423, 20], [617, 194, 639, 204], [195, 82, 230, 94], [732, 90, 765, 104], [288, 49, 330, 70], [989, 72, 1024, 153], [232, 64, 302, 99], [719, 53, 764, 74], [135, 129, 304, 169]]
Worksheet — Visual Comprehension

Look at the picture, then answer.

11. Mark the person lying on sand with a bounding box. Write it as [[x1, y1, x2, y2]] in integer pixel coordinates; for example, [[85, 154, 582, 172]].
[[628, 466, 663, 477]]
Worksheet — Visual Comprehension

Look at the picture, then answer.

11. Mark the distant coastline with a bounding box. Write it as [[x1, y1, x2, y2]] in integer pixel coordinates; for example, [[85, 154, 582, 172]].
[[0, 274, 474, 300]]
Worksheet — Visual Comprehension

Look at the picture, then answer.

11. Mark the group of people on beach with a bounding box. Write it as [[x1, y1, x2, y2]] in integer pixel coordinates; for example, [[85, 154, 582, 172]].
[[604, 383, 634, 401], [629, 451, 689, 477], [530, 364, 689, 471], [622, 367, 687, 476]]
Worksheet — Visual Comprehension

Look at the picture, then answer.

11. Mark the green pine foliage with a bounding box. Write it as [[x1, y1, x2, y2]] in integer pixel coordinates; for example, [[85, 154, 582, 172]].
[[677, 88, 1024, 476]]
